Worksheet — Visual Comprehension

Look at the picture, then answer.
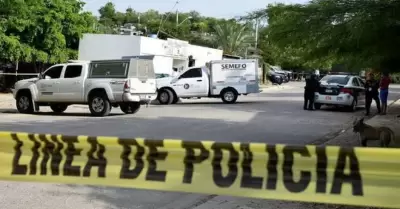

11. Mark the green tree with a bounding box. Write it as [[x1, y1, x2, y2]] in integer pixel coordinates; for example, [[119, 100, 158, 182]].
[[0, 0, 97, 64], [262, 0, 400, 71], [98, 2, 117, 33], [213, 21, 252, 55]]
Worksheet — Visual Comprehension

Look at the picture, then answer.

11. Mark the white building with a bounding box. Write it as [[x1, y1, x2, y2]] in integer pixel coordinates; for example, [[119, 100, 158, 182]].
[[78, 34, 223, 75]]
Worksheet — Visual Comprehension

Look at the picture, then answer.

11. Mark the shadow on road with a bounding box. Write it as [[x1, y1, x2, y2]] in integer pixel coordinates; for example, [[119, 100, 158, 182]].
[[0, 108, 18, 113], [173, 101, 262, 105], [33, 112, 124, 117], [60, 184, 195, 209], [0, 108, 124, 117]]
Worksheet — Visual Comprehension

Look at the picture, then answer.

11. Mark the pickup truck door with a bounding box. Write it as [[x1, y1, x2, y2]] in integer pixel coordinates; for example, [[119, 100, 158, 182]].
[[58, 64, 85, 102], [173, 67, 208, 97], [36, 65, 64, 102]]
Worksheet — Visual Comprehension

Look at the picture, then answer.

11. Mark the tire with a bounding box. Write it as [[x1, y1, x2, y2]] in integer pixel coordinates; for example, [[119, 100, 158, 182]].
[[172, 96, 179, 104], [221, 88, 238, 104], [16, 92, 34, 114], [314, 103, 322, 110], [88, 93, 111, 117], [277, 78, 283, 85], [50, 104, 68, 113], [347, 98, 358, 112], [120, 102, 141, 114], [157, 89, 174, 105]]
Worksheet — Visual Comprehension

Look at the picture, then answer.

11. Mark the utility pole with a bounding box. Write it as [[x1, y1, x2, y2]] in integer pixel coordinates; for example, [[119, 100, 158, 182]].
[[255, 18, 259, 49], [176, 9, 179, 27]]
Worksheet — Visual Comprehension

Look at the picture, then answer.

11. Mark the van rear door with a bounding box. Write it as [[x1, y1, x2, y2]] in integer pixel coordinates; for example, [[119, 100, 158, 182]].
[[126, 58, 156, 95], [210, 59, 259, 95]]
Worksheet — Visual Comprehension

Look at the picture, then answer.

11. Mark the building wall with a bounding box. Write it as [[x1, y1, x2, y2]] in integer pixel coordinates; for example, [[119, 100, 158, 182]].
[[78, 34, 223, 74], [78, 34, 141, 60], [153, 56, 174, 75], [188, 45, 223, 68], [139, 36, 168, 56]]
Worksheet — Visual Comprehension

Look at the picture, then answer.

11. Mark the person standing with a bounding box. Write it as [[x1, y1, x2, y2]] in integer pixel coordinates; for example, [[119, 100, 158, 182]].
[[304, 74, 319, 110], [364, 73, 381, 116], [171, 68, 179, 77], [379, 72, 391, 115]]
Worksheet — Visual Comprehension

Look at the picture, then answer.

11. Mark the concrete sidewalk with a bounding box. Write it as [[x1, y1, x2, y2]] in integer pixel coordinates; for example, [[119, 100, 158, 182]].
[[324, 99, 400, 148], [0, 93, 14, 109]]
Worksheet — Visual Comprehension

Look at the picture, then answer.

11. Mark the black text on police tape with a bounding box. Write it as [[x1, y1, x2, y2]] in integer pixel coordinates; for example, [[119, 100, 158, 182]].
[[11, 133, 363, 196]]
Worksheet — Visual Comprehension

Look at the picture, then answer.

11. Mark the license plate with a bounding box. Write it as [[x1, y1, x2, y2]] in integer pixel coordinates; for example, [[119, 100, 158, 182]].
[[325, 96, 332, 100], [325, 89, 333, 93]]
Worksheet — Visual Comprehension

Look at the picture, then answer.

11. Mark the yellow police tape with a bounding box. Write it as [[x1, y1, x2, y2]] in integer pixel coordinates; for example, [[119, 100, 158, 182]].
[[0, 131, 399, 208]]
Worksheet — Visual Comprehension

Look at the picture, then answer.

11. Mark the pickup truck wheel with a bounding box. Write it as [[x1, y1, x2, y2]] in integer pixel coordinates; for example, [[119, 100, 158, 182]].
[[89, 94, 111, 117], [50, 104, 68, 113], [171, 96, 179, 104], [16, 93, 34, 114], [120, 102, 141, 114], [157, 89, 174, 105], [221, 89, 238, 104]]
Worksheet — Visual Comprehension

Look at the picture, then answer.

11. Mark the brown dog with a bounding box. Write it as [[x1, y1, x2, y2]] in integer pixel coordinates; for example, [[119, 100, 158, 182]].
[[353, 118, 395, 147]]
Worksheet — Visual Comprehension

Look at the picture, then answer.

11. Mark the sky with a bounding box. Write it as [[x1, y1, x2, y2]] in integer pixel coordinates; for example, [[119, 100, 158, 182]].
[[83, 0, 309, 18]]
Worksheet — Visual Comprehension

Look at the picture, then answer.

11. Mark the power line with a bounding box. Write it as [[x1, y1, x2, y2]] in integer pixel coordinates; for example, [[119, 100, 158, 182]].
[[156, 0, 182, 37]]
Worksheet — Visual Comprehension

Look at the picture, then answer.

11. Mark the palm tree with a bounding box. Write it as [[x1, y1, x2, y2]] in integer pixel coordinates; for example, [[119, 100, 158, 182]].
[[213, 22, 252, 55]]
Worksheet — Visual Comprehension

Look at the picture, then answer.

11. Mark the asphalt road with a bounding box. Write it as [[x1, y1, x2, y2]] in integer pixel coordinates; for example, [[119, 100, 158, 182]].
[[1, 82, 399, 209]]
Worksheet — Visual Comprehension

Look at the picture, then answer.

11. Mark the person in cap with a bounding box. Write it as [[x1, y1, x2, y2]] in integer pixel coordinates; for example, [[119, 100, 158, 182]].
[[303, 73, 320, 110], [364, 72, 381, 116]]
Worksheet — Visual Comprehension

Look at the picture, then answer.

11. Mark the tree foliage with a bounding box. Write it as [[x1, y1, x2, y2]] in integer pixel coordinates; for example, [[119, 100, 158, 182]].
[[94, 3, 253, 55], [0, 0, 96, 63], [256, 0, 400, 71], [3, 0, 399, 73], [0, 1, 257, 66], [213, 21, 252, 55]]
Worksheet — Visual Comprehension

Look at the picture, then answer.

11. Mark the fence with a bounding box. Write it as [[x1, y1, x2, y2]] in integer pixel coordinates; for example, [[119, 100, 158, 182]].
[[0, 72, 39, 92]]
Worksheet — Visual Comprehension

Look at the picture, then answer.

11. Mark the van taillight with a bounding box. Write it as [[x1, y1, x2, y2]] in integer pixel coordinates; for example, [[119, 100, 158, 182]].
[[340, 88, 353, 95], [124, 81, 130, 89]]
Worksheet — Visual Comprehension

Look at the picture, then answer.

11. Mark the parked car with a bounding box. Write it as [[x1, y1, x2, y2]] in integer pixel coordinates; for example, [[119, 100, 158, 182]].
[[267, 71, 284, 85], [314, 74, 366, 111], [283, 70, 293, 80], [270, 66, 289, 83]]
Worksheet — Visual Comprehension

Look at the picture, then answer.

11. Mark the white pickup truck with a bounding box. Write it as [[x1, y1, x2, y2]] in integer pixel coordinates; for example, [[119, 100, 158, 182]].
[[156, 59, 259, 104], [13, 57, 157, 117]]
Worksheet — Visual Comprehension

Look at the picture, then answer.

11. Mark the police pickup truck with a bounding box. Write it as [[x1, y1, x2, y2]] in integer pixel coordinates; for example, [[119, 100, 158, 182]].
[[13, 57, 157, 117]]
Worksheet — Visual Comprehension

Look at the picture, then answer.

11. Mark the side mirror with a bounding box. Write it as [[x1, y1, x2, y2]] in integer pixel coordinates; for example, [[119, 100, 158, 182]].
[[45, 75, 51, 80]]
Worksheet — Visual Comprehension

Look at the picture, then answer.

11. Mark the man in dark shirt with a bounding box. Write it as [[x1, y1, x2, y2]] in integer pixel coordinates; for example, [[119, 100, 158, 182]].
[[188, 55, 195, 67], [365, 73, 381, 116], [304, 74, 320, 110]]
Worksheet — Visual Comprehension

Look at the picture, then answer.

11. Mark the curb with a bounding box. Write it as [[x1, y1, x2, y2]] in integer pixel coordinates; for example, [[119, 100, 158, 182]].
[[311, 98, 400, 145]]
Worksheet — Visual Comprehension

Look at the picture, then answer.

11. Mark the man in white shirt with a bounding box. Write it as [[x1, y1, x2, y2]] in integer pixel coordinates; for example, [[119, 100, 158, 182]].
[[171, 68, 178, 77]]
